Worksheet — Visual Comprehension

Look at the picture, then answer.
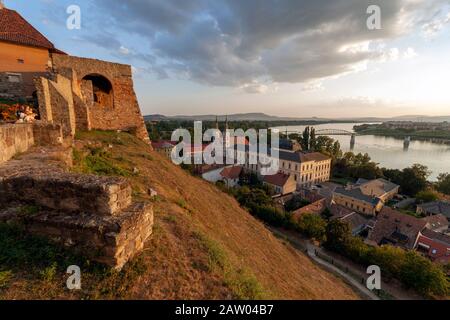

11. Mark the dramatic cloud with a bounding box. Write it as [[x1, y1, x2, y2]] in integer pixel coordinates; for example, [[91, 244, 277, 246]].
[[83, 0, 449, 89]]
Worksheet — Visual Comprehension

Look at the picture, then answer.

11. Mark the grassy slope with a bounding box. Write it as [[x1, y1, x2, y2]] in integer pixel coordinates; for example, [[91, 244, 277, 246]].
[[0, 131, 358, 300]]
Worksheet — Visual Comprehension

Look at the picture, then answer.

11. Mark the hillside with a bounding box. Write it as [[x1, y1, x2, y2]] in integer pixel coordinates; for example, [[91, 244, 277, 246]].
[[0, 131, 359, 300]]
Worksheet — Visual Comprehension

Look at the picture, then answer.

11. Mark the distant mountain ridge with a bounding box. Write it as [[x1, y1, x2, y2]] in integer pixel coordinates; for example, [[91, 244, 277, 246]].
[[144, 113, 450, 123]]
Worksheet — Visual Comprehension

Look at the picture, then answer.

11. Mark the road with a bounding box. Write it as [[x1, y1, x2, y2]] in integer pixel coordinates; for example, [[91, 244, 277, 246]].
[[269, 227, 423, 300]]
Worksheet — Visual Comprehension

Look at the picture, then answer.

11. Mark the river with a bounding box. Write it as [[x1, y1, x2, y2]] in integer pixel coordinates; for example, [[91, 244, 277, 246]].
[[272, 123, 450, 181]]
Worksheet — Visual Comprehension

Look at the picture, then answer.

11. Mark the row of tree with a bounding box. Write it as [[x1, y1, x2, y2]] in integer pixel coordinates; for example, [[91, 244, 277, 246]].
[[294, 214, 449, 297]]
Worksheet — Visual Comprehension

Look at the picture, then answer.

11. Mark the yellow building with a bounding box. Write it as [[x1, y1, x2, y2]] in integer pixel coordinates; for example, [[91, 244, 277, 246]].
[[244, 149, 332, 188], [333, 179, 399, 216], [0, 5, 63, 99]]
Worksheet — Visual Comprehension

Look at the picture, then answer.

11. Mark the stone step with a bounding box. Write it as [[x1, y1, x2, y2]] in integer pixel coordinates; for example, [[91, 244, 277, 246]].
[[0, 201, 154, 270], [0, 171, 132, 216]]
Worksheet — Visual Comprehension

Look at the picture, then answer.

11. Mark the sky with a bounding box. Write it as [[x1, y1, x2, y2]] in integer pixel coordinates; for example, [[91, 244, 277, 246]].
[[4, 0, 450, 118]]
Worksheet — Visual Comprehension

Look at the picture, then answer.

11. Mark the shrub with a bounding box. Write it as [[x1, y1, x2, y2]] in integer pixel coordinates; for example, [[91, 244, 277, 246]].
[[416, 190, 439, 203], [399, 251, 449, 297], [296, 214, 327, 242]]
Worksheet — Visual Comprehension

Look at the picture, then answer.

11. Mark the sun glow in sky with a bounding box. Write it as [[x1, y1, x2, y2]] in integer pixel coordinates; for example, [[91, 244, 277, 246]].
[[5, 0, 450, 118]]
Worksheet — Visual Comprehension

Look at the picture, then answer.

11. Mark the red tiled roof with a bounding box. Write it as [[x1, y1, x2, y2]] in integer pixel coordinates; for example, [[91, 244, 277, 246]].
[[422, 214, 449, 232], [368, 207, 427, 250], [293, 198, 327, 221], [0, 8, 55, 50], [220, 166, 242, 180], [263, 172, 291, 187], [151, 140, 176, 150]]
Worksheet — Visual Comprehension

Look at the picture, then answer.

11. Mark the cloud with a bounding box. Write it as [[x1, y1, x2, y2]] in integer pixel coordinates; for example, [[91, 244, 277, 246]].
[[239, 82, 269, 94], [421, 12, 450, 38], [83, 0, 448, 88]]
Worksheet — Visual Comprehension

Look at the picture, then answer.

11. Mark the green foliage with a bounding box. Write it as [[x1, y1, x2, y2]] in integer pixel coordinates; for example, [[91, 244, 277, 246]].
[[323, 219, 352, 252], [415, 190, 439, 203], [284, 195, 310, 212], [334, 152, 383, 180], [73, 146, 131, 177], [323, 220, 449, 297], [296, 214, 327, 241], [399, 251, 449, 297], [40, 262, 58, 282], [0, 270, 12, 289], [383, 164, 430, 196], [436, 173, 450, 195]]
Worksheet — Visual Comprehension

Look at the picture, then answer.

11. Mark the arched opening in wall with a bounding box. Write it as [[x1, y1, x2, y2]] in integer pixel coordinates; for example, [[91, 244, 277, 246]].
[[82, 74, 114, 108]]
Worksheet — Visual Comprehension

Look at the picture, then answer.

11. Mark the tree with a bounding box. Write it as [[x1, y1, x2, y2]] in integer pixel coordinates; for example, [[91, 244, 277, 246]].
[[324, 219, 351, 252], [285, 195, 309, 212], [416, 190, 439, 203], [400, 251, 449, 297], [301, 126, 310, 151], [297, 213, 327, 241], [399, 164, 430, 196], [309, 127, 317, 151], [436, 173, 450, 195]]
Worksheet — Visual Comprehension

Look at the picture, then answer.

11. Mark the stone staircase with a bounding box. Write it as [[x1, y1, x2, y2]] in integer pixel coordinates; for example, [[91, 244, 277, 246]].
[[0, 146, 153, 270]]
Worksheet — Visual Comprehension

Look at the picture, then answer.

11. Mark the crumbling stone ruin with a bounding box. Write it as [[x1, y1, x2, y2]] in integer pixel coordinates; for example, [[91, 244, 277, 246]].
[[0, 124, 154, 270], [34, 54, 150, 143]]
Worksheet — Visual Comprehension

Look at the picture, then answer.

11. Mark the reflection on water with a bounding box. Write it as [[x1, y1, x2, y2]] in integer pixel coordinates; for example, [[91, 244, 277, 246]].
[[273, 123, 450, 180]]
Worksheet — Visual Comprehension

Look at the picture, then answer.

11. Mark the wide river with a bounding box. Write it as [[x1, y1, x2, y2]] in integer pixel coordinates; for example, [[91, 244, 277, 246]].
[[272, 123, 450, 181]]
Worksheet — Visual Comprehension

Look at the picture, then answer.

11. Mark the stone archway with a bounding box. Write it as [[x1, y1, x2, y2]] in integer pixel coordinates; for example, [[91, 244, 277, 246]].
[[81, 74, 114, 108]]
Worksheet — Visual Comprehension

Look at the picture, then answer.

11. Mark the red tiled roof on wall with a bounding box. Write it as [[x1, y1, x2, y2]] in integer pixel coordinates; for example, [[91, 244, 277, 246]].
[[0, 8, 55, 50]]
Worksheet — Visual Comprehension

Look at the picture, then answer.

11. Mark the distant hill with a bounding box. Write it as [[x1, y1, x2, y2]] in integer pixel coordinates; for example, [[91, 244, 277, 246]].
[[145, 113, 450, 123]]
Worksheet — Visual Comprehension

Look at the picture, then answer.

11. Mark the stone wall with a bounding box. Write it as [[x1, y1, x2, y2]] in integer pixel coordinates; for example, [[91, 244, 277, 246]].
[[0, 146, 154, 270], [1, 173, 132, 216], [0, 202, 154, 270], [32, 122, 64, 146], [47, 54, 150, 143], [0, 124, 34, 164]]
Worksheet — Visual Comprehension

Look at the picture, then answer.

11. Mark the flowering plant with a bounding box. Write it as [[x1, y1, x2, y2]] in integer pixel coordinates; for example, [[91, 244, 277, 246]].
[[0, 103, 21, 121]]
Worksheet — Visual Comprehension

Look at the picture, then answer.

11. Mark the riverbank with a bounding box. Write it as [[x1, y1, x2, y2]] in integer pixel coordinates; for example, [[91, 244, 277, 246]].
[[354, 128, 450, 145]]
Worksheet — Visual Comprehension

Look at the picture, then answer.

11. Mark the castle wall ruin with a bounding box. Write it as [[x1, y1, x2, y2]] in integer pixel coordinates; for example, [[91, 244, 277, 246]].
[[34, 54, 150, 143]]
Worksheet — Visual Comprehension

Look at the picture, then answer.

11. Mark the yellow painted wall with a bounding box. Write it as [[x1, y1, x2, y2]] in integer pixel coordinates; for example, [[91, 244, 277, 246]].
[[0, 41, 49, 72]]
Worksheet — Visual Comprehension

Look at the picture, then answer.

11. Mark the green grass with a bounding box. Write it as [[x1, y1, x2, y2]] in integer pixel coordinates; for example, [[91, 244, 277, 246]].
[[193, 231, 268, 300], [0, 223, 148, 299], [0, 270, 12, 289], [72, 146, 132, 177]]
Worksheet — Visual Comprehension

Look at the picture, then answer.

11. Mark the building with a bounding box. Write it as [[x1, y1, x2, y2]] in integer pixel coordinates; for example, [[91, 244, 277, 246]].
[[416, 229, 450, 264], [337, 212, 371, 236], [244, 149, 332, 188], [0, 4, 149, 142], [263, 172, 296, 195], [292, 198, 327, 221], [367, 207, 427, 250], [0, 5, 65, 100], [417, 201, 450, 220], [151, 140, 176, 158], [333, 179, 399, 216], [333, 187, 384, 216], [422, 214, 449, 233], [219, 166, 242, 188], [355, 178, 400, 202]]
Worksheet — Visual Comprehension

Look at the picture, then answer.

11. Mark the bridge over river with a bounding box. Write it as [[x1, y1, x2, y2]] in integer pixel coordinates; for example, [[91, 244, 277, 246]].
[[281, 128, 357, 147]]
